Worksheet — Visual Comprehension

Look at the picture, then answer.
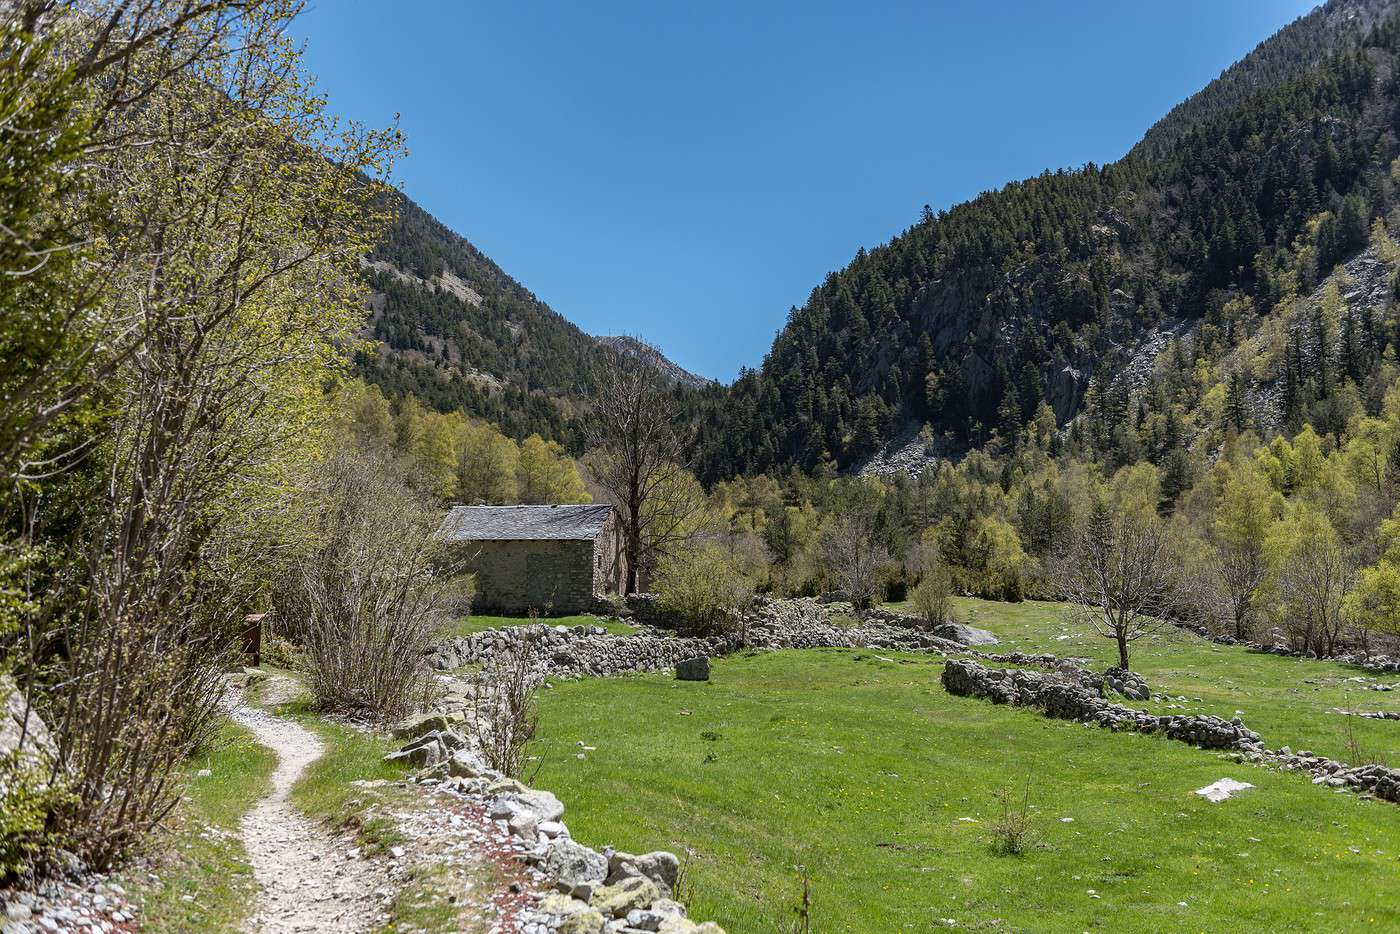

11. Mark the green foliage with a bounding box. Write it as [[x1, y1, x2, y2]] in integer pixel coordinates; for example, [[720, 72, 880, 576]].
[[0, 752, 63, 883], [654, 544, 757, 637], [1344, 561, 1400, 639], [517, 434, 590, 504]]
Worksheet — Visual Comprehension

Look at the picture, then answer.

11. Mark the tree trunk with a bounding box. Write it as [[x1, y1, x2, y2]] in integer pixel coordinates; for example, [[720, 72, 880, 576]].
[[1233, 603, 1249, 640], [1116, 631, 1130, 670]]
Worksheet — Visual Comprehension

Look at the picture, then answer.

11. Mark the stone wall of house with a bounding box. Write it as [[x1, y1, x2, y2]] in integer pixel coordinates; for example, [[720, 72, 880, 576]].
[[470, 539, 598, 614]]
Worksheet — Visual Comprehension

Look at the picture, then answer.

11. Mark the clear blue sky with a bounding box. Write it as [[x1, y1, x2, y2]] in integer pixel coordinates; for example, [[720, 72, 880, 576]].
[[292, 0, 1317, 382]]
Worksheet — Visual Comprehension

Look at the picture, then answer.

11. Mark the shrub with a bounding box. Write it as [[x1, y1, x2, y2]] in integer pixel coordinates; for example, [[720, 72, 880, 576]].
[[654, 544, 756, 636], [910, 563, 953, 627], [278, 449, 469, 722], [0, 753, 63, 883], [987, 778, 1036, 855]]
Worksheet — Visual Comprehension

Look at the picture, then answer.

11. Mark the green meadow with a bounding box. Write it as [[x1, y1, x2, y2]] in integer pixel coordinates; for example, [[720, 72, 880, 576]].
[[530, 598, 1400, 933]]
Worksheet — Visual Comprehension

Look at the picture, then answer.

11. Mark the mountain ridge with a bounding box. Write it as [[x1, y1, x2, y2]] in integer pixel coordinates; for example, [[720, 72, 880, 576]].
[[357, 190, 697, 448], [685, 0, 1400, 482]]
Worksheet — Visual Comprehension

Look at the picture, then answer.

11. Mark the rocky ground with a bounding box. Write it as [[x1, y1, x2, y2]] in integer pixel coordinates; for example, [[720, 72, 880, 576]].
[[230, 703, 391, 934]]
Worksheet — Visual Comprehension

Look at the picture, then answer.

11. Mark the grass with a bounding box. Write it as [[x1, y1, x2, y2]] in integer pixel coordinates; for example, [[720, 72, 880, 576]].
[[905, 597, 1400, 765], [447, 613, 638, 637], [129, 720, 276, 934], [273, 696, 411, 856], [530, 598, 1400, 932]]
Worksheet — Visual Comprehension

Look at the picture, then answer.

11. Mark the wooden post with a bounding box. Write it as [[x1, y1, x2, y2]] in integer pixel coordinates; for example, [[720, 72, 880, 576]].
[[242, 613, 266, 668]]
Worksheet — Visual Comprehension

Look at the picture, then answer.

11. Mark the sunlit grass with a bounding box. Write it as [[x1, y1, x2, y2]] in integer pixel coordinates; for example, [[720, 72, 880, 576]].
[[531, 599, 1400, 932]]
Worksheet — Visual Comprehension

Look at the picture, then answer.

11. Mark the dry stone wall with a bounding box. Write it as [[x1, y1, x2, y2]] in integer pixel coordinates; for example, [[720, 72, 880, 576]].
[[426, 598, 989, 681], [1171, 620, 1400, 674], [942, 658, 1265, 751]]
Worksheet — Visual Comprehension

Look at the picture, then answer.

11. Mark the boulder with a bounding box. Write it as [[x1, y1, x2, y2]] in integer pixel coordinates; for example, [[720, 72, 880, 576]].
[[932, 622, 999, 646], [446, 748, 491, 779], [607, 850, 680, 892], [676, 656, 710, 682], [544, 837, 609, 900], [659, 919, 726, 934], [392, 712, 451, 739], [488, 797, 538, 839], [497, 786, 565, 823], [591, 875, 663, 917], [537, 893, 606, 934], [1, 676, 54, 765], [384, 736, 445, 768]]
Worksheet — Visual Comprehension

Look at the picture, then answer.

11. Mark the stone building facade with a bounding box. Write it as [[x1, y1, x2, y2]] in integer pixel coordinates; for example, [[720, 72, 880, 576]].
[[438, 504, 625, 614]]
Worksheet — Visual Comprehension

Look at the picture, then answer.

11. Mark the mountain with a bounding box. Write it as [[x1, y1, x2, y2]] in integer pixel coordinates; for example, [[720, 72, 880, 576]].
[[596, 336, 711, 389], [1132, 0, 1390, 159], [357, 192, 696, 450], [688, 0, 1400, 483]]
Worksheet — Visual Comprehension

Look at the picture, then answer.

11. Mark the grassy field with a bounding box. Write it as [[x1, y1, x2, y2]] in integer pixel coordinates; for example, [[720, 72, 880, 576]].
[[130, 720, 276, 934], [447, 613, 638, 637], [531, 598, 1400, 933]]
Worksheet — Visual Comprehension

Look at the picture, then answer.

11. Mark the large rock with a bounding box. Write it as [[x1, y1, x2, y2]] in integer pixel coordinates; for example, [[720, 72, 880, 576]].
[[496, 785, 565, 823], [488, 797, 538, 839], [659, 919, 726, 934], [607, 850, 680, 892], [391, 712, 452, 739], [446, 748, 492, 779], [932, 622, 999, 646], [590, 876, 663, 917], [537, 893, 606, 934], [544, 837, 609, 900], [675, 656, 710, 681], [1, 676, 53, 766]]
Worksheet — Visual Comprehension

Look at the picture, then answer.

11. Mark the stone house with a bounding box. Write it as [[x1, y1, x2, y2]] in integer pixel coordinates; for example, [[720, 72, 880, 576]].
[[438, 504, 626, 614]]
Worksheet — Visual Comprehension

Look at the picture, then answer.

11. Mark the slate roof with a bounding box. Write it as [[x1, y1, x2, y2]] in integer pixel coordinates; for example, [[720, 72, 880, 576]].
[[438, 504, 614, 542]]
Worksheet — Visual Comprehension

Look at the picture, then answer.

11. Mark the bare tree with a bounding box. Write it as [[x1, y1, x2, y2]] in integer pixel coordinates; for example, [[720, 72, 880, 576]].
[[819, 510, 890, 611], [585, 342, 705, 593], [1209, 537, 1268, 640], [280, 449, 466, 721], [1053, 500, 1182, 671], [1272, 511, 1354, 658], [466, 637, 539, 778]]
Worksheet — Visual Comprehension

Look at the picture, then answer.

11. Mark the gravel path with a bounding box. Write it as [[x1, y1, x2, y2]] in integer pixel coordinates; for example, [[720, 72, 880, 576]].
[[231, 701, 388, 934]]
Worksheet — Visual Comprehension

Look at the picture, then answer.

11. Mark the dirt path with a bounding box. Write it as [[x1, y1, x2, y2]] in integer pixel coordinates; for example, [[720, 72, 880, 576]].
[[231, 700, 388, 934]]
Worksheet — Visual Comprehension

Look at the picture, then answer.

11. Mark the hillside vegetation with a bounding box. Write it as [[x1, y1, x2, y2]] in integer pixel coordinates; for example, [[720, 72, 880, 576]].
[[688, 0, 1400, 480]]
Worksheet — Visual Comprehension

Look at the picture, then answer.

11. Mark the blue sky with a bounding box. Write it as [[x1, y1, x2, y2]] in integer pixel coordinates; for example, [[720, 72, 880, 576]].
[[293, 0, 1317, 382]]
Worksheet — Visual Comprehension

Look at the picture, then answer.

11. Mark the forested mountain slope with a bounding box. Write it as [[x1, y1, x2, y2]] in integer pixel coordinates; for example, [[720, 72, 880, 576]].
[[358, 192, 695, 449], [688, 0, 1400, 483], [1133, 0, 1390, 159]]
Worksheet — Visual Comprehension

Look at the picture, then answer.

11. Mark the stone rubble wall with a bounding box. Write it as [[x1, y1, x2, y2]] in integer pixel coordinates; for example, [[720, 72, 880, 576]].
[[941, 658, 1265, 751], [944, 657, 1400, 805], [389, 726, 724, 933], [1171, 620, 1400, 674], [426, 598, 977, 681], [1251, 746, 1400, 803]]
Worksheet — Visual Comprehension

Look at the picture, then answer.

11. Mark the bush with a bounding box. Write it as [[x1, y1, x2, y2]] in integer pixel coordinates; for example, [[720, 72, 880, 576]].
[[987, 778, 1036, 855], [276, 449, 469, 722], [655, 544, 757, 637], [0, 753, 63, 883], [910, 564, 953, 627]]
